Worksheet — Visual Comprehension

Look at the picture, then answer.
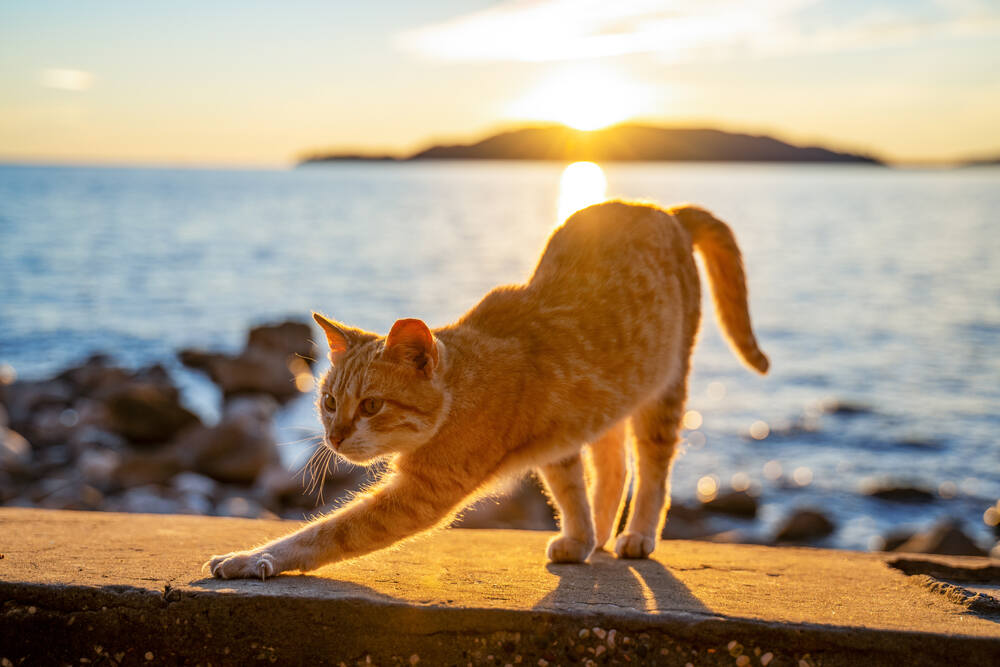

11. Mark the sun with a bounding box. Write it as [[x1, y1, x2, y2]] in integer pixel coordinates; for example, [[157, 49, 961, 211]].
[[507, 63, 649, 131]]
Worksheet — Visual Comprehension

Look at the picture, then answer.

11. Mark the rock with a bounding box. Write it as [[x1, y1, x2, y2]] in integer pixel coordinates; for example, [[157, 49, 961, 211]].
[[246, 320, 315, 361], [874, 529, 915, 552], [865, 484, 935, 503], [176, 492, 213, 515], [171, 472, 219, 498], [701, 490, 758, 518], [2, 378, 75, 438], [0, 427, 32, 475], [893, 520, 987, 557], [115, 485, 181, 514], [68, 425, 127, 457], [775, 508, 835, 542], [454, 476, 556, 530], [78, 449, 122, 489], [821, 399, 874, 416], [101, 382, 201, 444], [179, 319, 317, 403], [176, 418, 279, 486], [217, 495, 267, 519], [661, 502, 715, 540], [112, 449, 185, 488]]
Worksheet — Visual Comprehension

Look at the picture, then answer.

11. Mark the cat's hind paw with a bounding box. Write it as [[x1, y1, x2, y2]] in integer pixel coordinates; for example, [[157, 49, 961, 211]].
[[614, 531, 656, 559], [206, 550, 277, 580], [546, 535, 595, 564]]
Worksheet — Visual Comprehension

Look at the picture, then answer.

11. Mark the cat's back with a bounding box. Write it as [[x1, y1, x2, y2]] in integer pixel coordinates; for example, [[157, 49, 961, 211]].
[[529, 200, 695, 296]]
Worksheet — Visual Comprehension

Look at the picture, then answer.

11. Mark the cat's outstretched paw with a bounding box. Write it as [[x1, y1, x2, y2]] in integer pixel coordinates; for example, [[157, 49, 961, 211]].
[[614, 531, 656, 559], [546, 534, 595, 563], [206, 550, 277, 580]]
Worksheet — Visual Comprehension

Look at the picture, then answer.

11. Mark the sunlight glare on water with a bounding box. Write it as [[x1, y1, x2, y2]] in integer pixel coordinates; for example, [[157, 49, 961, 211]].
[[557, 161, 607, 221]]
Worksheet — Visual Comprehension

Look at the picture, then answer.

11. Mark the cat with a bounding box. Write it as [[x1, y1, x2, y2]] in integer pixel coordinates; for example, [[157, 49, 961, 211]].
[[207, 201, 768, 579]]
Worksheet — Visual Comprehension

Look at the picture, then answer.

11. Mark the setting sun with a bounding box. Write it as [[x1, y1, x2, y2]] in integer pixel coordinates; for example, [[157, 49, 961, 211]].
[[557, 161, 607, 221], [508, 64, 649, 131]]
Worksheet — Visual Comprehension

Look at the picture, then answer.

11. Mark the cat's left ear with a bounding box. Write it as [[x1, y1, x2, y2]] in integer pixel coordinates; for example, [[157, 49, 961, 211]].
[[383, 318, 439, 378]]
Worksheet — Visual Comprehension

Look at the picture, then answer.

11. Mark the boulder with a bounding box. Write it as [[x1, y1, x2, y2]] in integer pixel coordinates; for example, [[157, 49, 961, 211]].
[[179, 319, 317, 402], [111, 449, 185, 488], [865, 484, 935, 503], [662, 502, 715, 540], [775, 508, 835, 542], [2, 378, 75, 434], [114, 485, 181, 514], [874, 529, 915, 552], [172, 398, 280, 485], [78, 448, 122, 489], [101, 382, 201, 445], [454, 476, 556, 531], [892, 520, 987, 557], [0, 427, 32, 475], [701, 490, 758, 518], [246, 320, 315, 361]]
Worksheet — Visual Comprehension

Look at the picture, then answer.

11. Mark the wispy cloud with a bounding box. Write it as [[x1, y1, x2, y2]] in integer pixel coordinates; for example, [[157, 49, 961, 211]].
[[396, 0, 1000, 63], [40, 68, 95, 92]]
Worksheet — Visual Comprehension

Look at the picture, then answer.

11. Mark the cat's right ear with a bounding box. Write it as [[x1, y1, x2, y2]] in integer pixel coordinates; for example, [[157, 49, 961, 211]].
[[312, 312, 350, 358]]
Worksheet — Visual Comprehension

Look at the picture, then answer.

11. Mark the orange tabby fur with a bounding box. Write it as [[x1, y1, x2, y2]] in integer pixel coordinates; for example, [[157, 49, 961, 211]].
[[207, 201, 767, 579]]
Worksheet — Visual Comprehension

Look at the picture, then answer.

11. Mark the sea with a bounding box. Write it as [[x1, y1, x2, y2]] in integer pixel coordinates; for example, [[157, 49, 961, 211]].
[[1, 161, 998, 551]]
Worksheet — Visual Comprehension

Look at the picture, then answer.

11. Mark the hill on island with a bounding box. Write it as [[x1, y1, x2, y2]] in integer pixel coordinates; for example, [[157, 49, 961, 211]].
[[300, 124, 882, 165]]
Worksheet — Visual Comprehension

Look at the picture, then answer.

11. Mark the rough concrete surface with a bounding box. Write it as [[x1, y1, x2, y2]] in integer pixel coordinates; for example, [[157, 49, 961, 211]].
[[1, 508, 998, 666]]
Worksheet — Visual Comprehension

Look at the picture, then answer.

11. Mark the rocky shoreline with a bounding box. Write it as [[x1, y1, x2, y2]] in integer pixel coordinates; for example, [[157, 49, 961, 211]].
[[1, 319, 996, 559]]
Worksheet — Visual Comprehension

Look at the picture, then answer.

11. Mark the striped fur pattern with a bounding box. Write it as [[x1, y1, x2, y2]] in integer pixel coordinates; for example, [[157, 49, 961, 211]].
[[207, 201, 768, 578]]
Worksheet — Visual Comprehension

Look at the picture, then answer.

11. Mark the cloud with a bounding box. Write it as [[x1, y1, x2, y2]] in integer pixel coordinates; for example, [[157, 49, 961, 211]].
[[41, 68, 95, 92], [395, 0, 1000, 63]]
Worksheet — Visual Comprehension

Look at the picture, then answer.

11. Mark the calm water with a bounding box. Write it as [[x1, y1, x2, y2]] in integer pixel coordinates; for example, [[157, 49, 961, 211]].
[[1, 162, 998, 550]]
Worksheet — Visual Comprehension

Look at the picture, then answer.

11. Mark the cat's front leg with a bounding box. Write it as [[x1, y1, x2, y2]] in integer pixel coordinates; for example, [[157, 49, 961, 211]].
[[205, 469, 471, 579], [538, 453, 596, 563]]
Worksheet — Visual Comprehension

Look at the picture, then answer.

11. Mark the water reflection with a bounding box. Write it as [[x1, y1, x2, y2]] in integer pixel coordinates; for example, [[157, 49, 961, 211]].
[[557, 161, 607, 221]]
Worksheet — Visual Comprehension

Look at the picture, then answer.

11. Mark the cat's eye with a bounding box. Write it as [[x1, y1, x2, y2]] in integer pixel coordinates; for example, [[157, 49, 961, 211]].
[[360, 398, 384, 417], [323, 393, 337, 412]]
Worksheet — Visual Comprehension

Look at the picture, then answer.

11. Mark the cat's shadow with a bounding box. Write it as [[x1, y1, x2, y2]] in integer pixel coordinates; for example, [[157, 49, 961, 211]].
[[535, 549, 713, 617], [187, 550, 711, 618]]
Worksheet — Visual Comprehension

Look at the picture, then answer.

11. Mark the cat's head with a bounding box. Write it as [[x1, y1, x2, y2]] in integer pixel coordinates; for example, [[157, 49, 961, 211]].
[[311, 312, 449, 464]]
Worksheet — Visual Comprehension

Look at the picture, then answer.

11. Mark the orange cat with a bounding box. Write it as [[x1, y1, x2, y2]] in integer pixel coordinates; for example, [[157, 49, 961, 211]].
[[207, 201, 768, 579]]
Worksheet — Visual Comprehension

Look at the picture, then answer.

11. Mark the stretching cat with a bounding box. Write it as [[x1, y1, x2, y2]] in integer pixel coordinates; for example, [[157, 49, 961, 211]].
[[207, 201, 768, 579]]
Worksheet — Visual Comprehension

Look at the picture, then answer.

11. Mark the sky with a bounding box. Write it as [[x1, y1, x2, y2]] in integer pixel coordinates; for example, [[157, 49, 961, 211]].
[[1, 0, 998, 166]]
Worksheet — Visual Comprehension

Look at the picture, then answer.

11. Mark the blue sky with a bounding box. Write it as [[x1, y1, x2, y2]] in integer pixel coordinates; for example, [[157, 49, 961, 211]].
[[1, 0, 998, 165]]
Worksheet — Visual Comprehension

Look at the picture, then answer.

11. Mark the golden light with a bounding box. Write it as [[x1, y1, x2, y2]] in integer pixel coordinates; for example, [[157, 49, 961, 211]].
[[792, 466, 813, 487], [763, 460, 782, 480], [731, 472, 751, 492], [557, 161, 606, 221], [749, 420, 770, 440], [682, 410, 703, 430], [507, 63, 649, 131], [287, 357, 315, 392], [696, 475, 719, 502]]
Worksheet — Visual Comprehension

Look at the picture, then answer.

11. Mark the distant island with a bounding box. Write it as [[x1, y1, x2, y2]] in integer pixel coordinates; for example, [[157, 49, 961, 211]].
[[300, 124, 883, 165], [962, 155, 1000, 166]]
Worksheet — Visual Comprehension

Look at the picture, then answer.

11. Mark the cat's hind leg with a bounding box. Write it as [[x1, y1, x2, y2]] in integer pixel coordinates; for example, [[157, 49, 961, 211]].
[[615, 383, 685, 559], [538, 453, 597, 563], [585, 421, 628, 550]]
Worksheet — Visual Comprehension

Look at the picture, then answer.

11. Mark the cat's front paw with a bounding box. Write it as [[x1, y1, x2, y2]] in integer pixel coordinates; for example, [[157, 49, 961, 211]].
[[206, 550, 278, 580], [614, 531, 656, 559], [546, 534, 595, 563]]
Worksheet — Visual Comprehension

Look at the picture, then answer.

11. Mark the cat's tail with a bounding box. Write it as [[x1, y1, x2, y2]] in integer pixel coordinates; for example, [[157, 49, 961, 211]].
[[668, 204, 769, 374]]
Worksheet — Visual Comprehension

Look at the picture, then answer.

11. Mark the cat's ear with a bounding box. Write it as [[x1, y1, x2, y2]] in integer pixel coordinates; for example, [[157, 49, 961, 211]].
[[312, 312, 351, 357], [383, 318, 439, 377]]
